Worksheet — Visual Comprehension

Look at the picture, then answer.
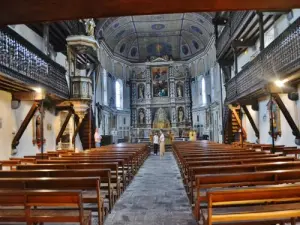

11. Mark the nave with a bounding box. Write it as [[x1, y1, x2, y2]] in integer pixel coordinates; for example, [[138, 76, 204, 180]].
[[104, 152, 197, 225]]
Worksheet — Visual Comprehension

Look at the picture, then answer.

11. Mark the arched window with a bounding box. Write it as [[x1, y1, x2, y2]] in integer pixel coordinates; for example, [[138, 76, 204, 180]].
[[103, 69, 108, 105], [116, 79, 123, 109], [202, 77, 206, 105]]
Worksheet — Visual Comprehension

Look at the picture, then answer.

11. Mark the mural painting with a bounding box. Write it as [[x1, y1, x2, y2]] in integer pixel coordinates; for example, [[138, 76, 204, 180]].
[[152, 66, 168, 97]]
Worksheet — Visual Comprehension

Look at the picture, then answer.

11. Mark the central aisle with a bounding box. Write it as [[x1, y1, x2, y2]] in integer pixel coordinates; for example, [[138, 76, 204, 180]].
[[104, 152, 197, 225]]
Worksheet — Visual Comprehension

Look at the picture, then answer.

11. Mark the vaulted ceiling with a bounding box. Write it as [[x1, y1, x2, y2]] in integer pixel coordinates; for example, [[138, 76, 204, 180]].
[[96, 13, 215, 62]]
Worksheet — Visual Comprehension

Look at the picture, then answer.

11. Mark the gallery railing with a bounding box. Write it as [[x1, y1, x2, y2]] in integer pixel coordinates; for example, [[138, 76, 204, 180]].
[[0, 27, 69, 99], [216, 11, 252, 58], [225, 17, 300, 103]]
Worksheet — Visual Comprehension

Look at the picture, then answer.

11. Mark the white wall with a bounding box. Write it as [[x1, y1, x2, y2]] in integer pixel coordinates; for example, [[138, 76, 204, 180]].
[[242, 105, 258, 144], [0, 91, 15, 160], [0, 91, 83, 160]]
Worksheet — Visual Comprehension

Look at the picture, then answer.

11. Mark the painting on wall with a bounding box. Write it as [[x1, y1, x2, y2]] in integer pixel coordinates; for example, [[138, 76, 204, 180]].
[[152, 66, 169, 97], [267, 98, 281, 140]]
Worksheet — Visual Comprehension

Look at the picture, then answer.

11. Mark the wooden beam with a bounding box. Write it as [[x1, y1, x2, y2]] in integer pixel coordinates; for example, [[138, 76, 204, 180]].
[[12, 91, 45, 101], [72, 116, 84, 144], [1, 0, 300, 25], [273, 93, 300, 138], [56, 108, 73, 145], [241, 105, 260, 139], [12, 102, 39, 149]]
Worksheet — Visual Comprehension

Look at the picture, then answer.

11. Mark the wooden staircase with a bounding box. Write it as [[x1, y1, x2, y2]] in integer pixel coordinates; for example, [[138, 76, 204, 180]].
[[224, 105, 247, 144], [79, 109, 96, 150]]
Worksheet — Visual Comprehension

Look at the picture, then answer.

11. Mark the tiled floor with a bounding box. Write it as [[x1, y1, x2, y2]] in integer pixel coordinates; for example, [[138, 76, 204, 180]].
[[104, 152, 197, 225]]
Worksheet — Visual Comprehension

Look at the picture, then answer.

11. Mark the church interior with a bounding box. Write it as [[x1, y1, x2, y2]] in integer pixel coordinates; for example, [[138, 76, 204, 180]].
[[0, 1, 300, 224]]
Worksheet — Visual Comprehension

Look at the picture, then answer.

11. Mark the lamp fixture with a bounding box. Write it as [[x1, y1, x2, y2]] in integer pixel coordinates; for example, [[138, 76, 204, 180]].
[[274, 79, 285, 87]]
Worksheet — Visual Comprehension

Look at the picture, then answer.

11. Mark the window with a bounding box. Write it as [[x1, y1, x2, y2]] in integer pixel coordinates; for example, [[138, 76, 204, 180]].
[[202, 77, 206, 105], [116, 79, 123, 109], [103, 70, 108, 105]]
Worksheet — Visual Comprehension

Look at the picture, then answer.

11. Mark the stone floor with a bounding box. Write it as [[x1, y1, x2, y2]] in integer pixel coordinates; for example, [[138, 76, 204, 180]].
[[104, 152, 197, 225]]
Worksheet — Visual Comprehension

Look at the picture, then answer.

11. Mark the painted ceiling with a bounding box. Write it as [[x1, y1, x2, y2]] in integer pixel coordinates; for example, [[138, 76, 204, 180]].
[[97, 13, 215, 62]]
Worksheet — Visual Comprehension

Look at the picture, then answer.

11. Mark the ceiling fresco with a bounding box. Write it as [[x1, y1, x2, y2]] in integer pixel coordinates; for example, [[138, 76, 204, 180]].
[[97, 13, 215, 62]]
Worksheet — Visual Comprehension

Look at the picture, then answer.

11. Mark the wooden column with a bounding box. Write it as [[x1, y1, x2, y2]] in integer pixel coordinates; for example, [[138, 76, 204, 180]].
[[12, 102, 39, 149], [257, 12, 265, 51], [56, 108, 73, 145], [241, 105, 260, 139], [273, 93, 300, 138]]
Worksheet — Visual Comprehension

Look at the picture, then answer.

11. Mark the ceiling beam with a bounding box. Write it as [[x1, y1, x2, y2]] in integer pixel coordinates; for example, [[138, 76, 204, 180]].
[[1, 0, 300, 26]]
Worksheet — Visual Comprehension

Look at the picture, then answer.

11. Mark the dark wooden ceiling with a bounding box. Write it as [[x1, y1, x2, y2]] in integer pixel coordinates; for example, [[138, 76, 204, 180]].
[[1, 0, 300, 26]]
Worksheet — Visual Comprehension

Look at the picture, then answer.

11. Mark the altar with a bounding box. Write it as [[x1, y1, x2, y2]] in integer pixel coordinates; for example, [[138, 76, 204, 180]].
[[129, 55, 193, 143]]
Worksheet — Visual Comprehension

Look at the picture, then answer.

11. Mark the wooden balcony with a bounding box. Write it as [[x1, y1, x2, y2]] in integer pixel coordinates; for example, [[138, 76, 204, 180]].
[[0, 27, 69, 99], [225, 17, 300, 103], [216, 11, 253, 58]]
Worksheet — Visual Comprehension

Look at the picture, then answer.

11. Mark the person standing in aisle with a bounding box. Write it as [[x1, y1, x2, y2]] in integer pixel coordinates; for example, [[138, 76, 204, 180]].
[[94, 128, 102, 148], [159, 130, 165, 158], [153, 132, 159, 155]]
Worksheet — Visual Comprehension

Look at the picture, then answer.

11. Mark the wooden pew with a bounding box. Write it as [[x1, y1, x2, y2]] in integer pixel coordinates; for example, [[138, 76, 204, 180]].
[[0, 177, 103, 225], [0, 160, 20, 170], [0, 190, 92, 225], [188, 161, 300, 203], [46, 157, 130, 185], [194, 169, 300, 221], [0, 169, 114, 213], [17, 163, 121, 201], [204, 185, 300, 225]]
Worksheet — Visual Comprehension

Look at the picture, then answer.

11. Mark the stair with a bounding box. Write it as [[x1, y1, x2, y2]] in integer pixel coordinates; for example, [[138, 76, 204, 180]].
[[79, 110, 96, 150], [224, 106, 246, 144]]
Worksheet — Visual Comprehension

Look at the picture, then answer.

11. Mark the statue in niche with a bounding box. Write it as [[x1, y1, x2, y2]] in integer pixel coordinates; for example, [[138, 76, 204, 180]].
[[178, 107, 184, 123], [139, 109, 145, 124], [81, 19, 96, 37], [267, 98, 281, 140], [96, 103, 103, 128], [138, 84, 145, 99], [153, 108, 170, 129], [177, 84, 183, 97], [32, 110, 46, 149]]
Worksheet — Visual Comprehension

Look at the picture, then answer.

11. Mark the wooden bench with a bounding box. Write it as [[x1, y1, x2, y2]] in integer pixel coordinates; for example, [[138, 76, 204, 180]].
[[0, 177, 103, 225], [0, 169, 114, 213], [17, 163, 121, 201], [188, 161, 300, 203], [194, 169, 300, 220], [0, 160, 20, 170], [203, 185, 300, 225], [0, 190, 92, 225]]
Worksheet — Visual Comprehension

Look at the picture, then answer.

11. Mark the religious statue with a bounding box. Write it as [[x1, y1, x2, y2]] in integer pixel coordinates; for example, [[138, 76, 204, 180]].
[[177, 85, 183, 97], [267, 98, 281, 140], [32, 112, 45, 149], [138, 84, 145, 99], [139, 109, 145, 124], [82, 19, 96, 37], [96, 103, 103, 128], [178, 108, 184, 123], [153, 108, 171, 129]]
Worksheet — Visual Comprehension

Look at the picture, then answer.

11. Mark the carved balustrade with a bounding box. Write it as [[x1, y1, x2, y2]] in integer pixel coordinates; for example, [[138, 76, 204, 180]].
[[0, 27, 69, 98], [225, 17, 300, 103]]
